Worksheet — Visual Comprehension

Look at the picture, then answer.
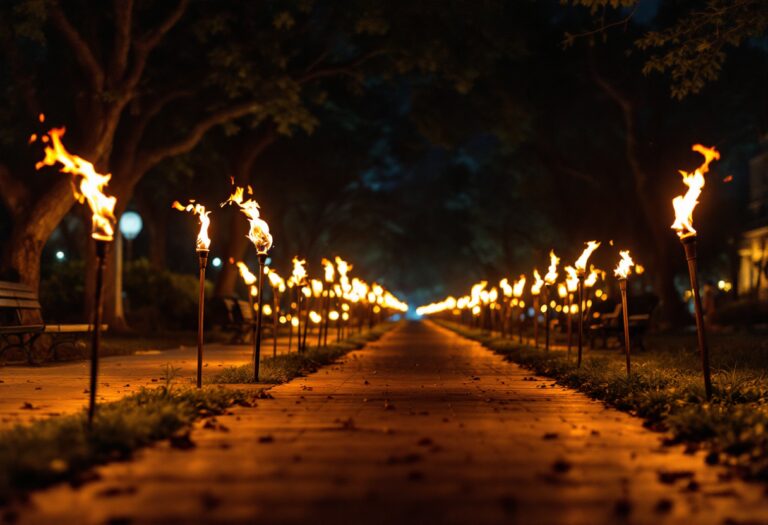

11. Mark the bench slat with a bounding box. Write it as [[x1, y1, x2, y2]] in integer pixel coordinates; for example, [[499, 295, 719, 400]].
[[44, 324, 108, 333], [0, 281, 34, 292]]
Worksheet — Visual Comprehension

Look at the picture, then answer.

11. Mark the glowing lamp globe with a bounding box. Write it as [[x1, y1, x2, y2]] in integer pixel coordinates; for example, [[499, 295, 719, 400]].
[[119, 211, 143, 241]]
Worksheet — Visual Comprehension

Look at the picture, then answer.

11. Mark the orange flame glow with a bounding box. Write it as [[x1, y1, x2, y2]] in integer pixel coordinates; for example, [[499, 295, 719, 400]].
[[544, 250, 559, 285], [512, 275, 526, 298], [291, 257, 307, 286], [531, 270, 544, 296], [222, 186, 272, 254], [172, 200, 211, 250], [34, 126, 116, 241], [574, 241, 600, 273], [671, 144, 720, 238], [565, 266, 579, 293], [614, 250, 635, 279], [322, 258, 335, 283]]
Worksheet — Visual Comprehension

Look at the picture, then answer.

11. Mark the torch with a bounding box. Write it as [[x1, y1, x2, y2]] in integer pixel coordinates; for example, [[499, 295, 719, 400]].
[[336, 257, 352, 340], [614, 251, 635, 377], [267, 269, 285, 357], [574, 241, 601, 368], [543, 251, 560, 352], [564, 266, 579, 358], [235, 261, 258, 344], [222, 186, 273, 382], [321, 259, 335, 347], [671, 144, 720, 400], [291, 257, 307, 352], [513, 276, 526, 344], [530, 270, 544, 348], [34, 124, 118, 427], [173, 201, 212, 388]]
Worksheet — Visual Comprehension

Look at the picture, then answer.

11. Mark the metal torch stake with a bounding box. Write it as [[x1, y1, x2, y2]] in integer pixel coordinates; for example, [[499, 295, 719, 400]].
[[619, 278, 631, 377], [87, 239, 110, 429], [682, 236, 713, 400], [567, 293, 573, 358], [273, 291, 279, 358], [577, 275, 585, 368], [533, 296, 539, 348], [253, 253, 267, 382], [196, 249, 209, 388], [544, 286, 551, 352]]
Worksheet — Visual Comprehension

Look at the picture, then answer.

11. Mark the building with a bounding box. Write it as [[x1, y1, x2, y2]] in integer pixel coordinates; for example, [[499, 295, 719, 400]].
[[738, 143, 768, 299]]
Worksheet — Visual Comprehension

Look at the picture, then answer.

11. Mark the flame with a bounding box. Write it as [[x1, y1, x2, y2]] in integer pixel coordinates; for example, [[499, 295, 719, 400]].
[[309, 311, 322, 324], [614, 250, 635, 279], [235, 261, 257, 286], [322, 258, 335, 283], [584, 265, 600, 287], [335, 256, 351, 278], [565, 266, 579, 293], [291, 257, 307, 285], [531, 270, 544, 295], [512, 275, 526, 298], [574, 241, 600, 273], [311, 279, 324, 297], [558, 283, 567, 298], [499, 278, 512, 297], [222, 186, 272, 254], [34, 126, 116, 241], [671, 144, 720, 238], [267, 269, 285, 292], [544, 250, 559, 284], [172, 200, 211, 250]]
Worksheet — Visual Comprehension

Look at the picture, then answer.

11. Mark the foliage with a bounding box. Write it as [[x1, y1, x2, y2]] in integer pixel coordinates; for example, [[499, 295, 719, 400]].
[[0, 385, 252, 503], [564, 0, 768, 98], [38, 259, 85, 323], [438, 320, 768, 480], [123, 258, 213, 331], [210, 323, 393, 384]]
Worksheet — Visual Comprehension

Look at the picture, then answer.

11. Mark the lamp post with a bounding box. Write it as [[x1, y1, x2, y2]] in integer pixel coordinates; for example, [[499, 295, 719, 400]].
[[118, 211, 143, 261]]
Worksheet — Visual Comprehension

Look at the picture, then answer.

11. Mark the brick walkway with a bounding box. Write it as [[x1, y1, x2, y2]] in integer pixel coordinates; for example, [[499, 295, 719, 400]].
[[13, 321, 768, 524]]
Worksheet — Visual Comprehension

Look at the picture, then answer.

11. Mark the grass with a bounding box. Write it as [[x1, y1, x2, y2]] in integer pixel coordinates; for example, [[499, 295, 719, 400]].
[[0, 384, 252, 503], [209, 323, 395, 385], [0, 324, 393, 502], [436, 320, 768, 481]]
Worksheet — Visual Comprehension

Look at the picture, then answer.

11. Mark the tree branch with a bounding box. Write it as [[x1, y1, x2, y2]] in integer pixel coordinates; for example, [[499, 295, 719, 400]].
[[136, 100, 262, 177], [125, 0, 188, 88], [109, 0, 134, 83], [296, 49, 385, 85], [49, 1, 104, 93]]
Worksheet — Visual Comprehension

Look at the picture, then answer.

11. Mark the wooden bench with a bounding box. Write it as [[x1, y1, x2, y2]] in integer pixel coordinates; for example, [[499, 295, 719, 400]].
[[0, 281, 106, 364], [588, 295, 657, 351], [216, 297, 255, 343]]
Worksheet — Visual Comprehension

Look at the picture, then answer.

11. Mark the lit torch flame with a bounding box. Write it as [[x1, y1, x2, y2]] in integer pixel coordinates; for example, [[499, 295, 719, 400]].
[[544, 250, 559, 285], [172, 200, 211, 251], [322, 258, 335, 283], [584, 266, 600, 288], [614, 250, 635, 279], [565, 266, 579, 293], [291, 257, 307, 286], [222, 186, 272, 254], [33, 125, 116, 241], [512, 275, 526, 298], [531, 270, 544, 296], [671, 144, 720, 239], [575, 241, 600, 273]]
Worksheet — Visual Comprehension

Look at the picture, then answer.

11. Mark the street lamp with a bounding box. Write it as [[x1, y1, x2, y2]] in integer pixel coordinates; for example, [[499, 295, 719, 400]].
[[119, 211, 143, 261]]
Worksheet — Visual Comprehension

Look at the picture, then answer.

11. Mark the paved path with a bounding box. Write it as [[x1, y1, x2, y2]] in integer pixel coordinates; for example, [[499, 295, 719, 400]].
[[0, 331, 341, 427], [14, 321, 768, 525]]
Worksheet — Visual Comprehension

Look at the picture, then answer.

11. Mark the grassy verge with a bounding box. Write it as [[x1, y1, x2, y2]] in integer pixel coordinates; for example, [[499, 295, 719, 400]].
[[209, 323, 395, 384], [435, 320, 768, 481], [0, 385, 252, 503]]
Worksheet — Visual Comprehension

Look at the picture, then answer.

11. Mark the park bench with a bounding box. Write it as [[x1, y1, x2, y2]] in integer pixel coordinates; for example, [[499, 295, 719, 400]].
[[588, 295, 657, 351], [0, 280, 106, 364], [216, 297, 256, 343]]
